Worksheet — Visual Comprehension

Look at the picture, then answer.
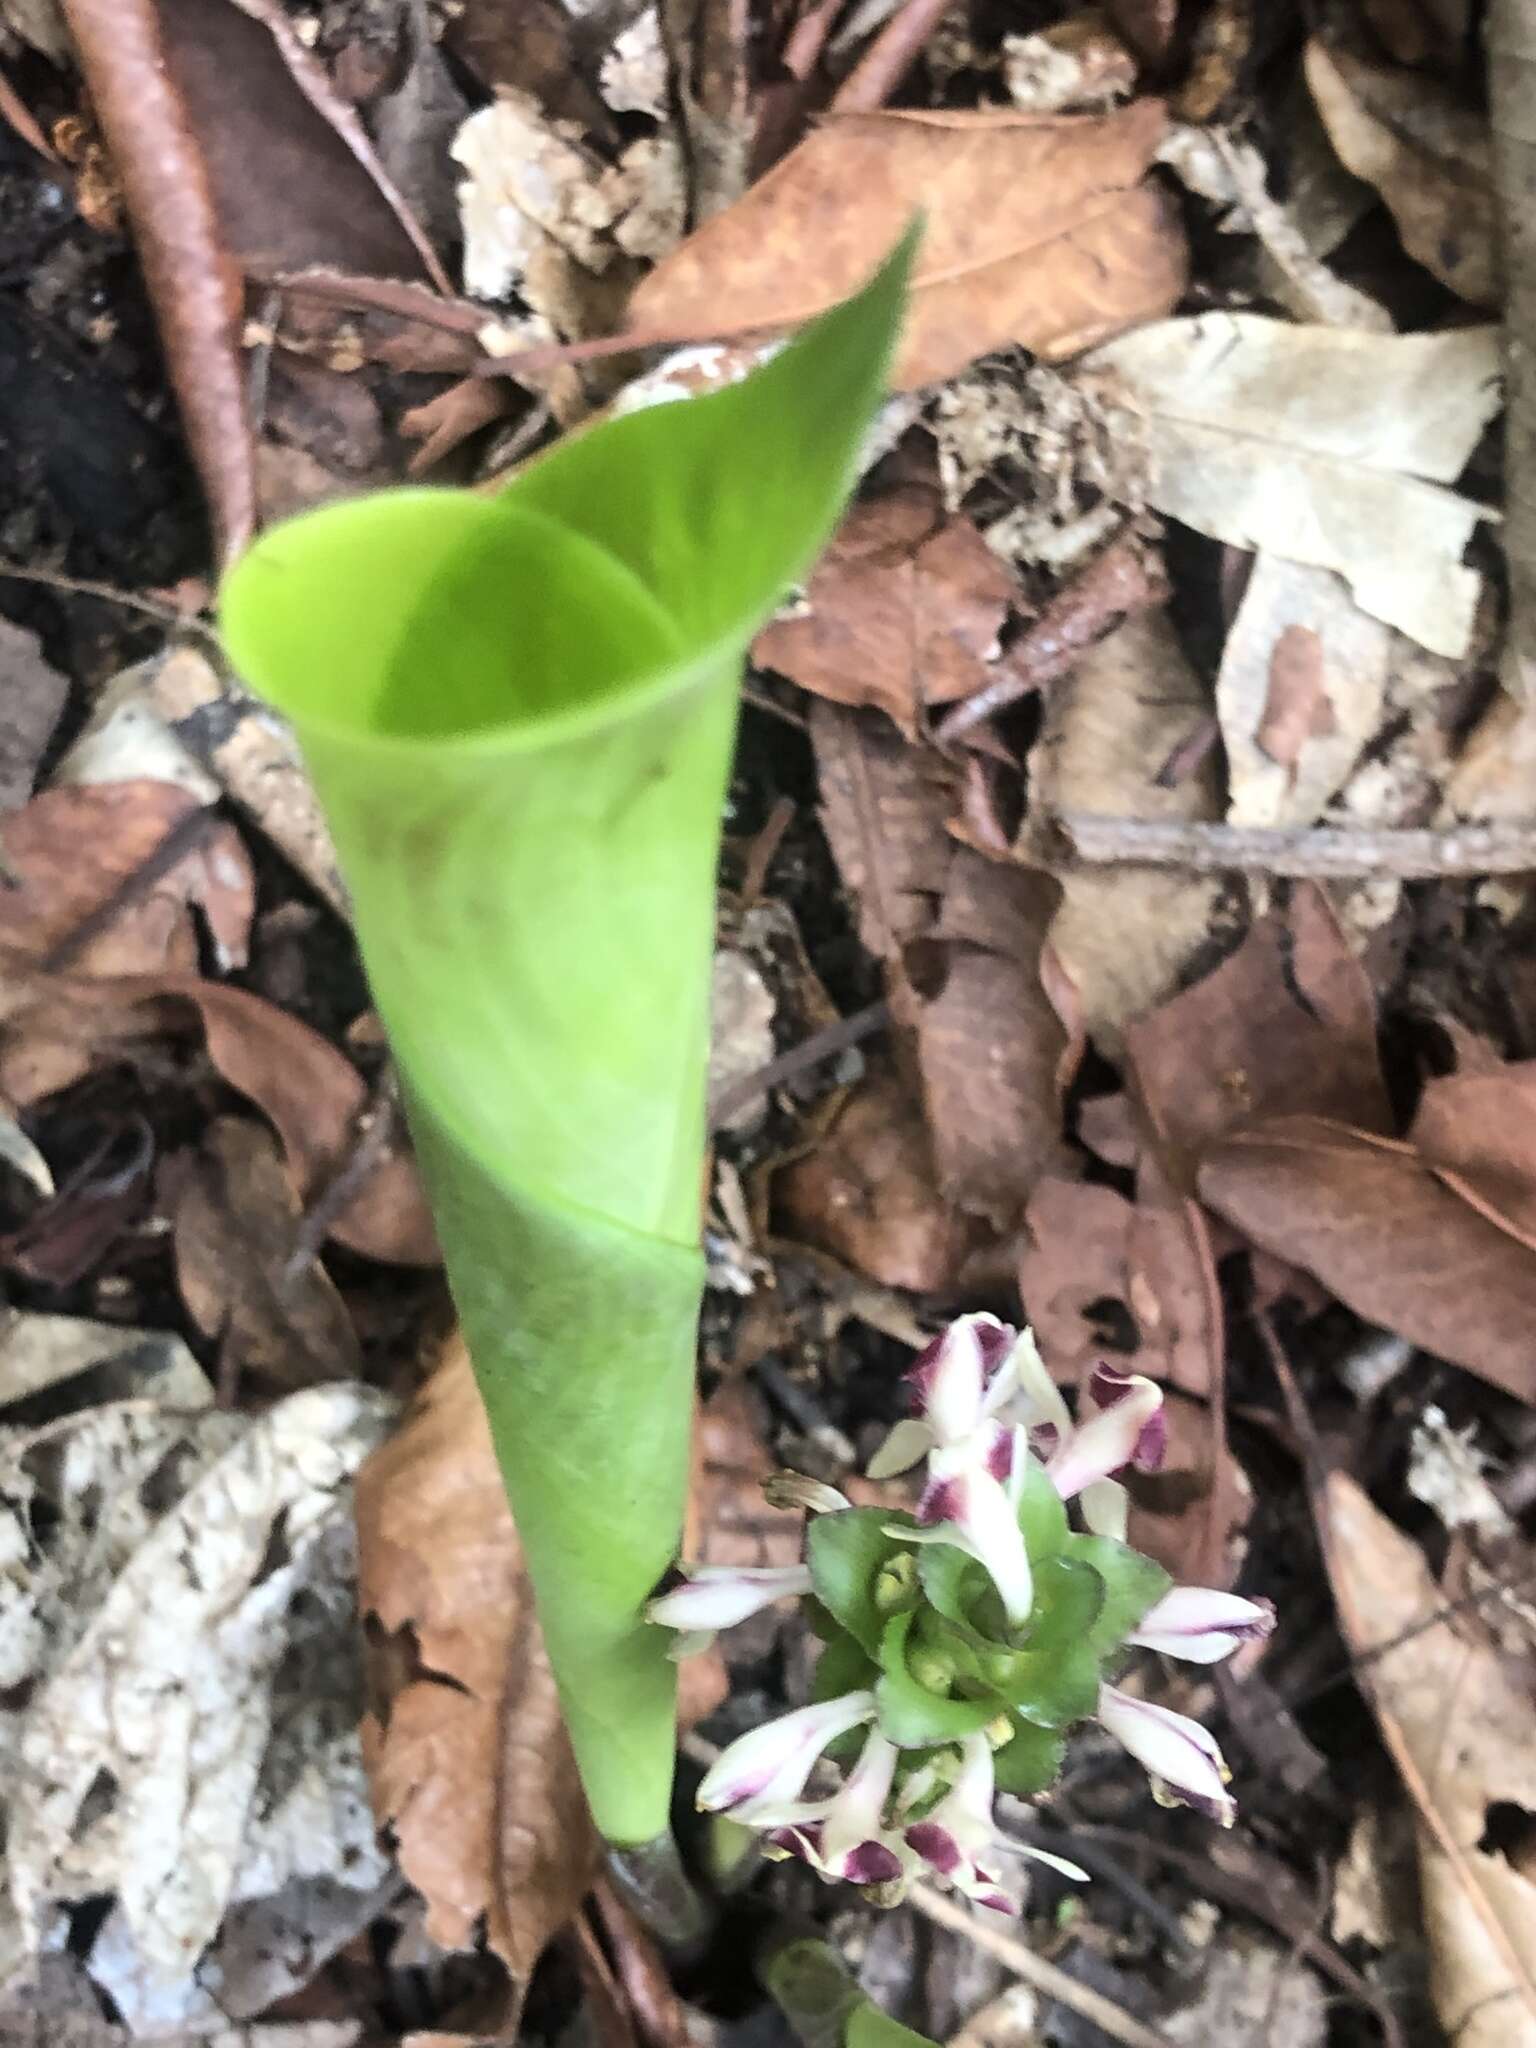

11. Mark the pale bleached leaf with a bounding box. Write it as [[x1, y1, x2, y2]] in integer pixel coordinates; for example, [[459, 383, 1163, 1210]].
[[1081, 313, 1501, 654]]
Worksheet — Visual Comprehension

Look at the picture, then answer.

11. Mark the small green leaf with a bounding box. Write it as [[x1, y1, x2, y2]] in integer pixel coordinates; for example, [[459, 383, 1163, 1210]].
[[1015, 1459, 1069, 1558], [1022, 1556, 1105, 1650], [808, 1508, 909, 1657], [811, 1629, 880, 1704], [875, 1612, 1000, 1747], [992, 1721, 1067, 1797], [917, 1542, 987, 1632], [1005, 1640, 1102, 1729], [1063, 1534, 1171, 1656]]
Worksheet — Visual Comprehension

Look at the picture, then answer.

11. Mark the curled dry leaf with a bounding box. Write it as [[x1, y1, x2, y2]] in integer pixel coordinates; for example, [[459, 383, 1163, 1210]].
[[1305, 37, 1496, 308], [630, 99, 1187, 387], [1319, 1474, 1536, 2048], [1081, 313, 1502, 654], [752, 487, 1017, 737], [1031, 607, 1223, 1050], [355, 1334, 597, 2001], [0, 975, 437, 1267]]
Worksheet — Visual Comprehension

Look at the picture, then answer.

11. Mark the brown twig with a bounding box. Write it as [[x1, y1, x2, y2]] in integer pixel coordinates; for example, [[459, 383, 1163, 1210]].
[[1489, 0, 1536, 698], [0, 557, 217, 638], [738, 794, 796, 909], [707, 998, 889, 1127], [40, 805, 219, 973], [908, 1881, 1176, 2048], [281, 1070, 401, 1287], [60, 0, 256, 564], [828, 0, 956, 111], [937, 542, 1164, 745], [1043, 814, 1536, 877]]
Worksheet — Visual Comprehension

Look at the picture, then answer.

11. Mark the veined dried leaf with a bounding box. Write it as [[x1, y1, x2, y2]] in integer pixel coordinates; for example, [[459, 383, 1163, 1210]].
[[1216, 555, 1393, 827], [355, 1334, 597, 2001], [753, 488, 1016, 735], [630, 101, 1187, 387], [1306, 38, 1496, 308], [1033, 608, 1222, 1049], [1319, 1475, 1536, 2048], [1081, 313, 1502, 654]]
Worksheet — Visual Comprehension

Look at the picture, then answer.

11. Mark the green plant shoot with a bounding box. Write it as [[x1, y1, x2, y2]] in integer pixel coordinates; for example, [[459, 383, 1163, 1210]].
[[218, 237, 913, 1848]]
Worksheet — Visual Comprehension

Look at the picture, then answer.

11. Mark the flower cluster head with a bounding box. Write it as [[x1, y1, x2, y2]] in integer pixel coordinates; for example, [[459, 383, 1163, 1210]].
[[649, 1315, 1274, 1914]]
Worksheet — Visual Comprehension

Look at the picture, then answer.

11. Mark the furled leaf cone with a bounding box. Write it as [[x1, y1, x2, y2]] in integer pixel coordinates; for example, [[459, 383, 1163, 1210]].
[[651, 1316, 1275, 1912]]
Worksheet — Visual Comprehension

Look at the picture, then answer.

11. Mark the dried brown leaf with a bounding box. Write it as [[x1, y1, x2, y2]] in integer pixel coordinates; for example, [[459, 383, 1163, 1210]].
[[1123, 884, 1392, 1171], [1033, 608, 1223, 1049], [810, 700, 953, 965], [356, 1333, 598, 1999], [1319, 1474, 1536, 2048], [173, 1116, 362, 1385], [1306, 37, 1496, 308], [1200, 1116, 1536, 1404], [0, 780, 254, 977], [1410, 1060, 1536, 1254], [690, 1380, 802, 1668], [916, 851, 1068, 1229], [753, 488, 1016, 736], [629, 100, 1187, 387], [773, 1063, 973, 1290], [0, 974, 437, 1266]]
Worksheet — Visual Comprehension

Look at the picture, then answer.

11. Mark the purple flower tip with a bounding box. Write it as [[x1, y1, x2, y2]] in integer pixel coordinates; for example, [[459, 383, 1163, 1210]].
[[845, 1841, 905, 1885], [904, 1822, 961, 1875]]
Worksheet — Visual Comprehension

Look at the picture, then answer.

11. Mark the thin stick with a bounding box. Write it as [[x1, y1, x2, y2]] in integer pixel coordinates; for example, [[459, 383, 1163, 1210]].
[[41, 805, 218, 972], [0, 557, 217, 639], [708, 998, 889, 1127], [1045, 813, 1536, 878], [907, 1883, 1174, 2048], [828, 0, 954, 111]]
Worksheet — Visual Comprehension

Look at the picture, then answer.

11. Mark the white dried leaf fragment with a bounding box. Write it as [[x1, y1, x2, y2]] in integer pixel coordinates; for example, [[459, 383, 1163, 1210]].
[[1081, 313, 1502, 655], [5, 1384, 392, 1989]]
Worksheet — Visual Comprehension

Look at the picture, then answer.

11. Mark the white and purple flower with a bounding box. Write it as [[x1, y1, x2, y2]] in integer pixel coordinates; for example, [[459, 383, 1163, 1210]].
[[1095, 1685, 1237, 1827], [903, 1733, 1088, 1913]]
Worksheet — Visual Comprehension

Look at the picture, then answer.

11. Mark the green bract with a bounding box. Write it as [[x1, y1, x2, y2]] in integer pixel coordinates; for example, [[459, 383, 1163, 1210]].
[[804, 1473, 1170, 1764], [218, 235, 913, 1847]]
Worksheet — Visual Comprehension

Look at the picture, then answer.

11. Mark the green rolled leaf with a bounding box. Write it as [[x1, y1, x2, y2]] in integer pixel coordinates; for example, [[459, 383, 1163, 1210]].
[[1063, 1534, 1171, 1658], [991, 1721, 1066, 1797], [875, 1612, 999, 1746], [807, 1508, 914, 1656], [218, 235, 913, 1845]]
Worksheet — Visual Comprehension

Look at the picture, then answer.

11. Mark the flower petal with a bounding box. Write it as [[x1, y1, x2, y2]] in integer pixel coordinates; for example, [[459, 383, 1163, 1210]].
[[647, 1564, 812, 1633], [867, 1417, 935, 1480], [917, 1469, 1033, 1624], [697, 1690, 877, 1814], [1078, 1476, 1129, 1540], [1129, 1588, 1276, 1664], [1046, 1372, 1165, 1501], [1096, 1684, 1235, 1826], [1009, 1327, 1072, 1438], [908, 1319, 989, 1445], [1088, 1365, 1167, 1468], [820, 1731, 901, 1876], [762, 1472, 851, 1515]]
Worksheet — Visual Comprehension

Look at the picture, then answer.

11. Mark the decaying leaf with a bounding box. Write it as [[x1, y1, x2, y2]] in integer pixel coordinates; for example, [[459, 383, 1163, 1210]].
[[810, 700, 953, 967], [172, 1118, 362, 1388], [0, 779, 254, 978], [1032, 607, 1224, 1049], [630, 100, 1187, 387], [1202, 1118, 1536, 1404], [0, 617, 68, 815], [1306, 37, 1496, 308], [773, 1063, 973, 1291], [0, 1382, 392, 2019], [1216, 555, 1392, 827], [915, 851, 1069, 1229], [355, 1335, 598, 2004], [1081, 313, 1502, 654], [753, 488, 1016, 735], [0, 974, 437, 1267], [1319, 1475, 1536, 2048]]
